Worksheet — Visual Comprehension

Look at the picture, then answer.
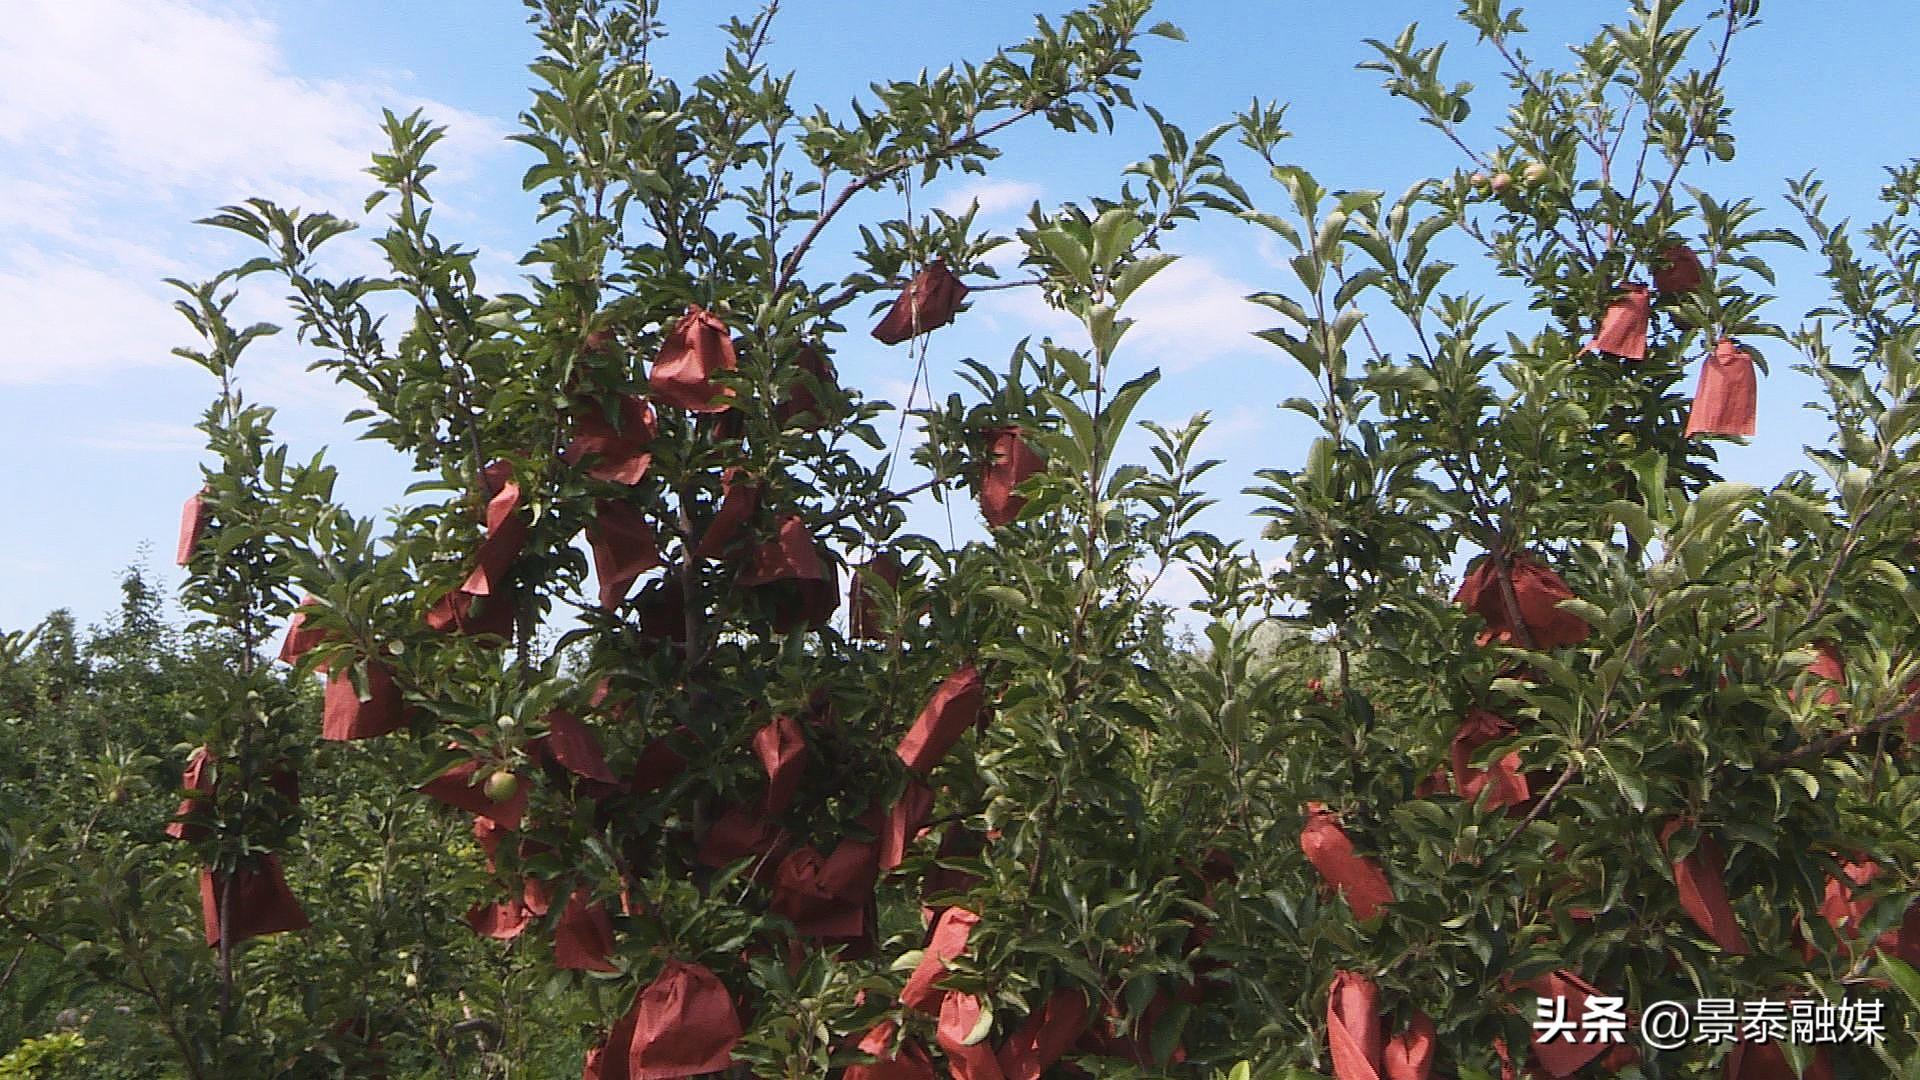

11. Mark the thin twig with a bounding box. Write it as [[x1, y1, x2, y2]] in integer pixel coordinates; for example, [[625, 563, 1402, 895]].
[[819, 476, 942, 530], [1755, 684, 1920, 775], [1648, 3, 1739, 221], [773, 47, 1119, 297]]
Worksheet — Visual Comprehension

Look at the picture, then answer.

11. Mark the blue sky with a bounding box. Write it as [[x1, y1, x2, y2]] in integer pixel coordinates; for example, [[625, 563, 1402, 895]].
[[2, 0, 1915, 634]]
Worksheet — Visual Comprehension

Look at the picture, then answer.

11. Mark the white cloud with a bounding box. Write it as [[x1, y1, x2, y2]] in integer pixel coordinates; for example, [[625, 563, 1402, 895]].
[[0, 556, 59, 581], [865, 375, 938, 452], [69, 421, 204, 453], [0, 0, 514, 387], [978, 237, 1029, 278], [873, 377, 921, 405], [976, 280, 1079, 341], [979, 254, 1267, 372], [245, 352, 378, 436], [1118, 257, 1269, 371], [1253, 229, 1293, 271], [0, 0, 508, 208], [938, 179, 1043, 218], [1145, 563, 1206, 610], [472, 248, 533, 300], [0, 249, 186, 383], [0, 180, 90, 245], [1192, 404, 1269, 457]]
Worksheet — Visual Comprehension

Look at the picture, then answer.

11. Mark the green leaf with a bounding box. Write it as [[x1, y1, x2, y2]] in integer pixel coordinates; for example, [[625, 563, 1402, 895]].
[[1555, 598, 1608, 628], [1100, 369, 1161, 449], [1042, 391, 1097, 457], [1595, 749, 1647, 812], [1035, 227, 1093, 286], [1334, 267, 1386, 309], [1305, 436, 1335, 491], [1628, 451, 1671, 521], [1603, 499, 1656, 548], [1783, 768, 1819, 801], [1689, 481, 1761, 526], [1367, 366, 1438, 393], [1151, 1001, 1191, 1066], [1113, 253, 1177, 305], [981, 586, 1029, 608], [1877, 956, 1920, 1015]]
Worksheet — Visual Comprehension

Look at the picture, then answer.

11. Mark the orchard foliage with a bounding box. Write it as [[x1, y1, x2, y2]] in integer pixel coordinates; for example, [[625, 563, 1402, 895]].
[[1232, 0, 1920, 1076], [4, 0, 1920, 1078], [0, 569, 516, 1078]]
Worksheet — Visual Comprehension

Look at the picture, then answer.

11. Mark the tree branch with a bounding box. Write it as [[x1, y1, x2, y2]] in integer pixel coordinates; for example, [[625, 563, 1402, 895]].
[[775, 81, 1100, 295], [1754, 683, 1920, 775]]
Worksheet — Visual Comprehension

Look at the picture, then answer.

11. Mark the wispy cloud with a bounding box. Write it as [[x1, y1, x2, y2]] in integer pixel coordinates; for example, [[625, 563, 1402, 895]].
[[0, 180, 90, 246], [244, 351, 383, 441], [69, 421, 204, 453], [1118, 257, 1269, 371], [1145, 563, 1206, 610], [937, 178, 1043, 218], [978, 253, 1267, 373], [873, 377, 921, 406], [0, 0, 514, 387], [0, 248, 187, 383], [0, 0, 509, 207], [1193, 404, 1270, 456]]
